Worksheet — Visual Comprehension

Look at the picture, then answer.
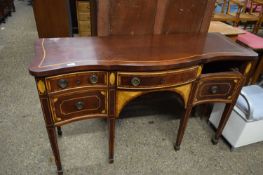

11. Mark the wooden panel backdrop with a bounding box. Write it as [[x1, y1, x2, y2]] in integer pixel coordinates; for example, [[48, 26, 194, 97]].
[[97, 0, 216, 36]]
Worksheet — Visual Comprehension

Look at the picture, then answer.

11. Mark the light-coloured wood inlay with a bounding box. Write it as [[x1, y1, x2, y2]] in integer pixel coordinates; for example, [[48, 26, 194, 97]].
[[109, 72, 115, 86], [245, 62, 252, 75], [116, 83, 192, 117], [197, 66, 202, 76], [37, 80, 46, 94]]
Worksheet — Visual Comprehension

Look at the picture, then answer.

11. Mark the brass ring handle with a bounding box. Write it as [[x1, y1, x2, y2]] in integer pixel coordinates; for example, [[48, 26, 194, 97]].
[[89, 74, 98, 84], [131, 77, 141, 86], [210, 85, 219, 94], [57, 79, 68, 89], [75, 101, 85, 110]]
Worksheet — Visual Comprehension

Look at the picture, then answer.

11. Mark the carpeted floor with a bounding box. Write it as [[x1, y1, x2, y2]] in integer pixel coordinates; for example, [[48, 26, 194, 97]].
[[1, 1, 263, 175]]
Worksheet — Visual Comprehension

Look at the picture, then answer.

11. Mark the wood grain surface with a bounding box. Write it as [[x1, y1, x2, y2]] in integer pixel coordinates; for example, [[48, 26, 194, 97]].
[[29, 33, 257, 77]]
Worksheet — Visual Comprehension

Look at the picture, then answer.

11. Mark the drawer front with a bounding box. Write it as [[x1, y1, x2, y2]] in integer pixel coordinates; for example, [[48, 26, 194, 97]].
[[117, 66, 200, 89], [79, 21, 91, 32], [193, 73, 243, 104], [77, 1, 90, 12], [46, 72, 107, 93], [49, 89, 107, 122], [78, 12, 91, 21]]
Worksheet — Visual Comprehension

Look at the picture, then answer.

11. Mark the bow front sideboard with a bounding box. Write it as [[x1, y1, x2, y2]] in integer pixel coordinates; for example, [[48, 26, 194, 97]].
[[29, 33, 257, 175]]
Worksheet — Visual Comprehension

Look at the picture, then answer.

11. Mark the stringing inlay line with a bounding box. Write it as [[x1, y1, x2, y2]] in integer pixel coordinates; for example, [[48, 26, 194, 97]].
[[36, 51, 245, 68]]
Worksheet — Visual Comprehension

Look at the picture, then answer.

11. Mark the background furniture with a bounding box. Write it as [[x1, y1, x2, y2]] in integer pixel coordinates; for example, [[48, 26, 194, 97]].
[[97, 0, 215, 36], [33, 0, 72, 38], [213, 0, 239, 24], [32, 0, 97, 38], [0, 0, 15, 24], [234, 0, 263, 33], [76, 0, 91, 36], [76, 0, 97, 36], [237, 30, 263, 83], [213, 0, 263, 33], [209, 21, 245, 40], [210, 85, 263, 149]]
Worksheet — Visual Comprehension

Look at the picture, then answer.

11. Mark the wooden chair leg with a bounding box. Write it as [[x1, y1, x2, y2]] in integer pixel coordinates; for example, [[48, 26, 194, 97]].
[[108, 118, 115, 163]]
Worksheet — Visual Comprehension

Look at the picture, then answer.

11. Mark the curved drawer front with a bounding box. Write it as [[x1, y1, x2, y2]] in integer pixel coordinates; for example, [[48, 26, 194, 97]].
[[46, 71, 107, 93], [49, 89, 107, 122], [193, 73, 243, 104], [117, 66, 200, 90]]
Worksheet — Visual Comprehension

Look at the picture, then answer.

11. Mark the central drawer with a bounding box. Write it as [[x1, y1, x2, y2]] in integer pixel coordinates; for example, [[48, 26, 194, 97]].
[[117, 66, 200, 90], [49, 89, 107, 123]]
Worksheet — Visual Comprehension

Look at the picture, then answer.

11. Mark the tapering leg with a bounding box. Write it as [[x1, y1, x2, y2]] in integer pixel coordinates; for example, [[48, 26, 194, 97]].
[[108, 118, 115, 163], [57, 126, 62, 137], [211, 103, 233, 145], [46, 126, 63, 175], [174, 106, 192, 151], [37, 78, 63, 174]]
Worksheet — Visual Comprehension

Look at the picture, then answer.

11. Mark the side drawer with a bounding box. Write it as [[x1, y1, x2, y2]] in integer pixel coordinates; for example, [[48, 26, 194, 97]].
[[193, 72, 243, 104], [46, 71, 107, 93], [117, 66, 200, 90], [49, 89, 107, 123]]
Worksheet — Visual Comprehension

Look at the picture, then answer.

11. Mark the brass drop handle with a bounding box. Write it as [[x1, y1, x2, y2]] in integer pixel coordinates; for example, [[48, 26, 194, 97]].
[[131, 77, 141, 86], [75, 101, 85, 110], [89, 74, 98, 84], [57, 79, 68, 89], [210, 85, 219, 94]]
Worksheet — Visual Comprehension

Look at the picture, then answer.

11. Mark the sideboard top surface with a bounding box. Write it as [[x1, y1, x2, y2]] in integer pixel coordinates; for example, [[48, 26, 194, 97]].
[[29, 33, 257, 77]]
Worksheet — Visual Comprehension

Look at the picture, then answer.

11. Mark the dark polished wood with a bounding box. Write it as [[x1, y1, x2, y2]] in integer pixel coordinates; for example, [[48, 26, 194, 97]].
[[107, 71, 117, 163], [162, 0, 214, 33], [33, 0, 72, 38], [97, 0, 216, 36], [36, 78, 63, 174], [33, 0, 97, 38], [29, 33, 256, 77], [108, 117, 115, 163], [29, 33, 257, 174]]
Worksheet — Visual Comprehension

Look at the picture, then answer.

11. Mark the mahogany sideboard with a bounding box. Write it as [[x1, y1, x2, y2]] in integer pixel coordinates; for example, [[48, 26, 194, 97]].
[[29, 33, 257, 175]]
